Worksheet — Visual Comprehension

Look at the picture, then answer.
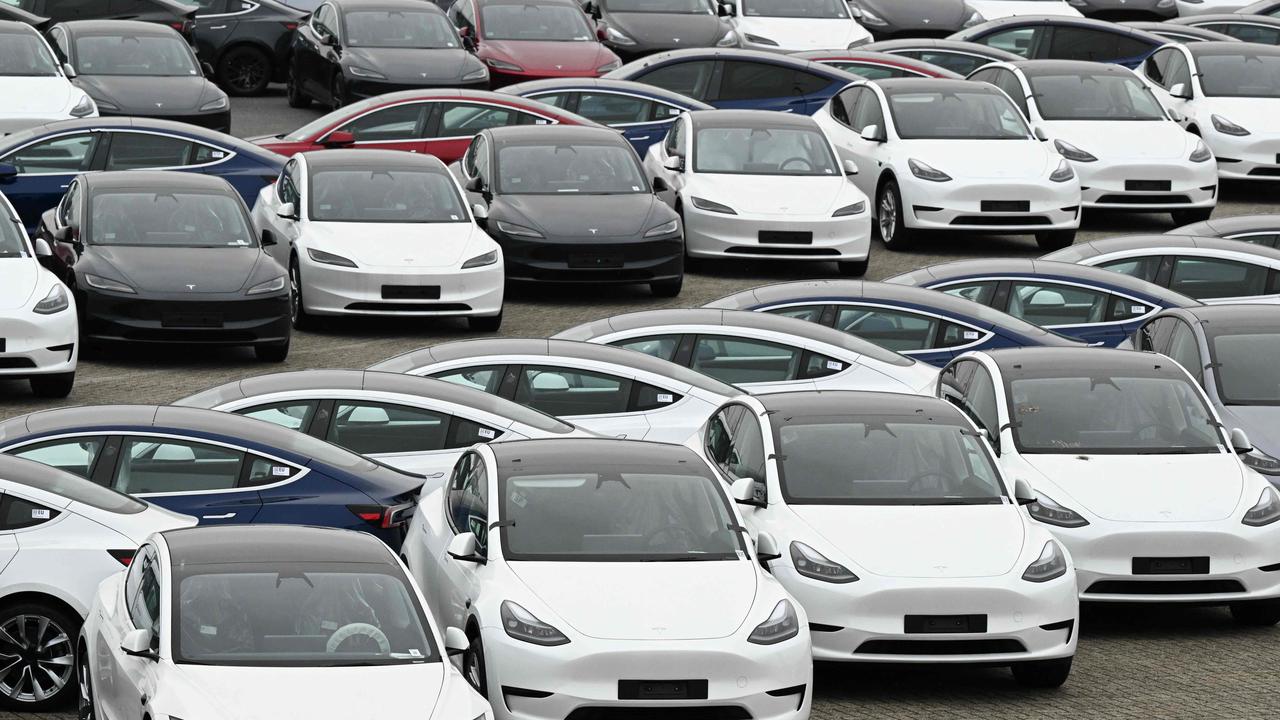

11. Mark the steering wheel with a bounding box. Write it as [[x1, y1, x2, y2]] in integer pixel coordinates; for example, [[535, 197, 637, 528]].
[[325, 622, 391, 654], [906, 471, 952, 494], [779, 157, 814, 172], [646, 525, 702, 551]]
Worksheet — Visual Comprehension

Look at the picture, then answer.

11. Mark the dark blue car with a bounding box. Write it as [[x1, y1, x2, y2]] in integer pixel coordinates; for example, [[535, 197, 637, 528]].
[[950, 15, 1166, 69], [603, 47, 859, 115], [501, 77, 713, 156], [0, 117, 285, 233], [886, 258, 1202, 347], [704, 279, 1088, 367], [0, 404, 422, 548]]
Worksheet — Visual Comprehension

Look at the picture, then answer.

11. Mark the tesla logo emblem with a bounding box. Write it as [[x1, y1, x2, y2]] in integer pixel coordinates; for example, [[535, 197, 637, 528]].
[[186, 284, 196, 290], [651, 626, 666, 633], [1159, 510, 1173, 518], [588, 228, 598, 234], [155, 102, 164, 107], [555, 64, 563, 69], [922, 18, 930, 23], [934, 565, 947, 572], [421, 72, 429, 77], [673, 37, 680, 42]]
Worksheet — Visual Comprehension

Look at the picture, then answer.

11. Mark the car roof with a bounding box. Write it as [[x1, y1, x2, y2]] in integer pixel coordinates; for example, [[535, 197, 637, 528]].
[[0, 5, 49, 26], [61, 19, 180, 35], [607, 47, 856, 81], [864, 37, 1023, 60], [873, 77, 1003, 95], [81, 169, 234, 192], [984, 346, 1193, 380], [500, 78, 715, 109], [754, 389, 966, 422], [1171, 214, 1280, 237], [477, 0, 580, 6], [299, 148, 449, 172], [1010, 59, 1137, 78], [0, 19, 38, 34], [332, 0, 447, 11], [486, 124, 628, 145], [1122, 20, 1238, 41], [161, 525, 393, 566], [953, 14, 1165, 43], [0, 117, 285, 164], [487, 437, 705, 473], [1178, 303, 1280, 326], [687, 109, 818, 129], [1044, 233, 1280, 264], [1169, 12, 1280, 27], [1188, 40, 1280, 58]]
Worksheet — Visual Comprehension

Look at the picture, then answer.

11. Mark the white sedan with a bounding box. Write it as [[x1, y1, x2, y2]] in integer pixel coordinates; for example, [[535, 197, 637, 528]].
[[688, 391, 1079, 687], [252, 149, 504, 331], [938, 346, 1280, 623], [645, 109, 872, 276], [1175, 0, 1251, 16], [969, 59, 1218, 225], [965, 0, 1083, 20], [725, 0, 871, 52], [78, 525, 491, 720], [0, 21, 95, 133], [402, 438, 812, 720], [814, 78, 1081, 252], [0, 190, 77, 398], [0, 455, 193, 710], [1140, 42, 1280, 181]]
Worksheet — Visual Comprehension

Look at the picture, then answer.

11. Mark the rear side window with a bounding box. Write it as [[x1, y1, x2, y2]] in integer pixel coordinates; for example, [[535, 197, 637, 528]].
[[0, 495, 61, 530], [575, 93, 653, 124], [1099, 256, 1161, 283], [798, 351, 846, 380], [1006, 282, 1108, 326], [938, 281, 998, 306], [1169, 257, 1270, 300], [104, 132, 193, 171], [244, 456, 301, 486], [632, 382, 683, 412], [835, 306, 936, 352], [236, 401, 319, 432], [765, 305, 825, 323], [115, 438, 245, 495], [717, 61, 799, 101], [638, 60, 716, 100], [448, 418, 503, 448]]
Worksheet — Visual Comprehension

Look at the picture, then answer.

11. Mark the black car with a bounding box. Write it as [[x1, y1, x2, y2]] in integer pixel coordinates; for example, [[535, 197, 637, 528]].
[[193, 0, 306, 95], [35, 170, 292, 361], [6, 0, 197, 39], [0, 3, 48, 26], [584, 0, 735, 60], [288, 0, 488, 109], [455, 124, 683, 295], [47, 20, 232, 131]]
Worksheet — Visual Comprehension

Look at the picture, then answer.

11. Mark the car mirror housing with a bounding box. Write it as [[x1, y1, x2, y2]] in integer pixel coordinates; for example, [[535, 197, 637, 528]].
[[662, 155, 684, 172], [842, 158, 858, 176], [0, 163, 17, 179], [323, 130, 355, 148], [259, 229, 277, 247], [1167, 108, 1183, 123], [50, 225, 70, 243], [1033, 126, 1048, 142], [276, 202, 298, 221], [32, 237, 53, 258], [719, 1, 736, 17], [731, 476, 765, 507], [201, 61, 215, 79], [447, 532, 486, 564], [859, 124, 882, 142], [1013, 478, 1037, 506], [755, 531, 781, 564], [471, 203, 489, 220], [444, 626, 469, 657], [61, 62, 76, 78], [465, 174, 486, 192], [1169, 82, 1191, 100], [120, 628, 158, 661], [1231, 428, 1253, 455]]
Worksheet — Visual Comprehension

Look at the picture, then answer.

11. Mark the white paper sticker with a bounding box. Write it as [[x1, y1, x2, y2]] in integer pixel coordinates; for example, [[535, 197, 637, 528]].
[[510, 491, 528, 508], [200, 625, 218, 636], [408, 648, 422, 657], [31, 508, 49, 519], [656, 393, 674, 403], [477, 428, 496, 439], [210, 150, 225, 158], [271, 466, 290, 477], [963, 331, 979, 340], [321, 620, 338, 631], [826, 360, 843, 371], [1131, 305, 1146, 314]]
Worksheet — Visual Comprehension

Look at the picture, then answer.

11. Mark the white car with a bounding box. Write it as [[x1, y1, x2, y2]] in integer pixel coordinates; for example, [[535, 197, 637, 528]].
[[1140, 41, 1280, 181], [938, 346, 1280, 623], [401, 438, 812, 720], [814, 78, 1081, 251], [173, 369, 592, 477], [368, 337, 740, 443], [0, 454, 193, 710], [252, 149, 504, 331], [1043, 233, 1280, 305], [965, 0, 1083, 21], [0, 20, 95, 133], [969, 59, 1218, 225], [553, 307, 940, 394], [646, 110, 872, 276], [1176, 0, 1251, 16], [78, 525, 491, 720], [687, 391, 1079, 686], [724, 0, 872, 52], [0, 190, 77, 398]]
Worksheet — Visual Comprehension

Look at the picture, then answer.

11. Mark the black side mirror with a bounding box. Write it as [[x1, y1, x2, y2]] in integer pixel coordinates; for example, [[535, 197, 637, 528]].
[[260, 229, 277, 247], [324, 32, 340, 47], [0, 163, 17, 180], [719, 1, 735, 17], [51, 225, 69, 243], [652, 177, 669, 192], [465, 174, 485, 193]]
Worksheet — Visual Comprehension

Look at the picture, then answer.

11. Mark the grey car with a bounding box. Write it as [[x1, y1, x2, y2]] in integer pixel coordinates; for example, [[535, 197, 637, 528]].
[[1171, 214, 1280, 247], [1068, 0, 1176, 19], [861, 37, 1023, 75], [583, 0, 735, 59], [847, 0, 978, 38]]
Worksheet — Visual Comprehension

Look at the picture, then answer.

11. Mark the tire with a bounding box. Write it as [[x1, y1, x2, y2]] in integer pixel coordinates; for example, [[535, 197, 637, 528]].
[[650, 274, 683, 297], [29, 372, 74, 398], [1171, 207, 1213, 226], [1011, 657, 1073, 689], [462, 631, 488, 698], [254, 338, 290, 363], [289, 259, 316, 331], [0, 602, 80, 710], [286, 66, 310, 108], [838, 259, 869, 277], [468, 311, 503, 332], [331, 74, 348, 110], [1229, 599, 1280, 626], [217, 45, 272, 96], [1035, 229, 1077, 251], [76, 643, 94, 720], [876, 180, 912, 250]]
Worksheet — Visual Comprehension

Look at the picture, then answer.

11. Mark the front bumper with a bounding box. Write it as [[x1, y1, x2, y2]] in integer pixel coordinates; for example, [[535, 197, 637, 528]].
[[348, 76, 490, 99], [99, 108, 231, 134], [1086, 0, 1177, 15], [683, 205, 871, 262], [1076, 159, 1218, 210], [0, 310, 78, 377], [81, 287, 290, 346], [900, 174, 1081, 233], [486, 66, 605, 88], [494, 230, 683, 284], [299, 257, 504, 317], [1203, 130, 1280, 180]]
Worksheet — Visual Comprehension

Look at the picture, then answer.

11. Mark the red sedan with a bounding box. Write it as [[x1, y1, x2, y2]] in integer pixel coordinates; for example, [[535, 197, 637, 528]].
[[791, 50, 961, 80], [250, 89, 598, 163], [446, 0, 622, 87]]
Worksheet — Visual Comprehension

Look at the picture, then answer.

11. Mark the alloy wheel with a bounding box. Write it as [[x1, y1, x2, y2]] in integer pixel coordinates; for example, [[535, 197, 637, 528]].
[[878, 189, 897, 244], [225, 53, 267, 93], [289, 264, 302, 324], [76, 649, 92, 720], [0, 614, 74, 704]]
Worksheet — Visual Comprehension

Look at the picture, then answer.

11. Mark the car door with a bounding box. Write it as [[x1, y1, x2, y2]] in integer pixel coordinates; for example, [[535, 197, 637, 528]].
[[301, 3, 340, 96], [103, 544, 161, 720], [510, 364, 651, 439], [191, 0, 239, 61], [330, 101, 433, 153], [424, 101, 547, 164], [110, 436, 265, 524], [711, 60, 808, 113], [431, 451, 488, 631], [0, 131, 103, 231]]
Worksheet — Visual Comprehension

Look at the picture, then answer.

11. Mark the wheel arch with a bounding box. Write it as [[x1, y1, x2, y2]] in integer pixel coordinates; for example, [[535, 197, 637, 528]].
[[0, 588, 89, 622]]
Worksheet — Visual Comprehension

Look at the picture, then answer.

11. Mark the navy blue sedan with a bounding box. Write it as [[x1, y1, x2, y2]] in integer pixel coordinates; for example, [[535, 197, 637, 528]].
[[604, 47, 859, 115], [886, 258, 1202, 347], [0, 117, 285, 233], [500, 78, 713, 155], [0, 405, 422, 548], [705, 279, 1087, 367], [950, 16, 1166, 69]]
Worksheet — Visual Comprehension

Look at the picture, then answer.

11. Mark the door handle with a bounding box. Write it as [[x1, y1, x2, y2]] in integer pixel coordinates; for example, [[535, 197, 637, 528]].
[[59, 184, 69, 189], [425, 472, 444, 478], [631, 135, 650, 141], [781, 109, 794, 113], [201, 512, 236, 519]]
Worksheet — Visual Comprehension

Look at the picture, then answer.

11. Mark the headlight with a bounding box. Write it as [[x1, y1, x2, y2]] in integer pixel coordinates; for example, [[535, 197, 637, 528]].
[[690, 196, 736, 214], [1189, 139, 1213, 163], [1026, 491, 1089, 528], [908, 158, 951, 182], [500, 601, 569, 646], [95, 98, 120, 111], [486, 58, 524, 72], [1211, 114, 1250, 137], [1021, 540, 1067, 583], [462, 66, 489, 81], [832, 201, 866, 217], [85, 274, 135, 294], [32, 285, 69, 314], [347, 65, 386, 80], [790, 541, 858, 583], [1053, 139, 1097, 163], [1157, 0, 1174, 6], [461, 249, 499, 269], [495, 220, 543, 238], [747, 600, 799, 645], [743, 33, 778, 47], [69, 95, 95, 118], [716, 29, 738, 47], [1243, 486, 1280, 527], [307, 247, 358, 268], [1049, 159, 1075, 183], [246, 275, 286, 295], [1243, 449, 1280, 475], [857, 7, 888, 27], [643, 219, 679, 237], [963, 10, 985, 27], [605, 26, 636, 45], [596, 59, 621, 74], [199, 95, 229, 111]]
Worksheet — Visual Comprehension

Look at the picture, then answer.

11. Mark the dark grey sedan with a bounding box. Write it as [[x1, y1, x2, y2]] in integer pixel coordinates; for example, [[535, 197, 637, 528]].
[[584, 0, 735, 59], [847, 0, 977, 38]]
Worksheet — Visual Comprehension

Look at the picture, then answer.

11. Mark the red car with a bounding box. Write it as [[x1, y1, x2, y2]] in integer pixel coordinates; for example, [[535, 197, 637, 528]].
[[445, 0, 621, 87], [250, 88, 598, 162], [791, 50, 961, 80]]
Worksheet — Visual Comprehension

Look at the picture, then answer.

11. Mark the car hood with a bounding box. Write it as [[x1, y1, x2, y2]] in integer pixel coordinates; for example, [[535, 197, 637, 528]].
[[302, 221, 479, 268], [1195, 96, 1280, 134], [789, 503, 1024, 578], [91, 246, 265, 294], [482, 39, 613, 73], [861, 0, 969, 29], [687, 175, 847, 216], [903, 139, 1052, 179], [607, 12, 726, 46], [965, 0, 1082, 18], [344, 47, 477, 83], [735, 16, 869, 50], [0, 77, 78, 115], [74, 74, 215, 112], [0, 258, 40, 310], [499, 193, 660, 238], [1021, 453, 1245, 522], [1218, 404, 1280, 457], [1041, 120, 1194, 161], [510, 560, 757, 640]]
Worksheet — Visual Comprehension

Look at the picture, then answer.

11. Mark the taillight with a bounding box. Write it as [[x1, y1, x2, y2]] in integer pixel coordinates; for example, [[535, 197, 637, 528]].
[[108, 549, 137, 566], [282, 21, 299, 30], [347, 503, 414, 529]]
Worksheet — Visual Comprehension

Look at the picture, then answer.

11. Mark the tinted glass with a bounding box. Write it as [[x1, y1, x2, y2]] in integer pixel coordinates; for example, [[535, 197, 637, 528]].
[[1030, 72, 1165, 121], [835, 62, 907, 79], [74, 34, 198, 76], [480, 4, 594, 41], [3, 134, 96, 174], [1007, 282, 1108, 326], [704, 403, 765, 481], [0, 495, 61, 530], [692, 336, 800, 384], [1210, 329, 1280, 405], [887, 89, 1029, 139], [104, 133, 193, 171], [309, 169, 467, 223], [116, 438, 245, 494], [575, 93, 651, 124], [1206, 22, 1280, 45], [611, 335, 681, 361], [939, 280, 997, 305], [834, 306, 936, 352], [340, 103, 424, 141], [429, 366, 505, 393], [606, 0, 712, 12], [344, 10, 460, 48], [0, 31, 59, 75], [694, 126, 838, 175], [328, 402, 449, 454], [0, 208, 30, 257], [1099, 256, 1161, 283], [717, 61, 798, 101], [1169, 257, 1270, 299], [982, 27, 1037, 57], [7, 443, 147, 513], [12, 438, 102, 478], [237, 402, 319, 431], [1048, 27, 1151, 62], [515, 366, 631, 416], [1197, 50, 1280, 98], [914, 50, 988, 76], [637, 60, 715, 99], [765, 305, 824, 322], [90, 192, 254, 248], [496, 143, 647, 194], [438, 103, 531, 135]]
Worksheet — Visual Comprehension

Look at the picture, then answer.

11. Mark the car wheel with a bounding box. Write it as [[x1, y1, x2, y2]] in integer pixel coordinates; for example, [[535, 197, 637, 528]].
[[76, 643, 94, 720], [650, 273, 683, 298], [462, 631, 488, 697], [1034, 229, 1076, 251], [837, 259, 868, 277], [254, 339, 290, 363], [289, 259, 316, 331], [1171, 207, 1213, 226], [286, 67, 311, 108], [468, 311, 503, 332], [331, 74, 348, 110], [0, 602, 80, 710], [1010, 657, 1072, 688], [1229, 599, 1280, 626], [29, 372, 74, 399], [877, 180, 911, 250], [218, 46, 272, 96]]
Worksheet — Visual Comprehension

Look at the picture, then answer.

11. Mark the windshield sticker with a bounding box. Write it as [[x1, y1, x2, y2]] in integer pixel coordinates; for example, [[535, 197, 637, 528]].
[[826, 360, 843, 371], [963, 331, 979, 340], [656, 393, 674, 403], [30, 508, 49, 519], [321, 620, 338, 631], [510, 491, 528, 508], [478, 428, 496, 439], [1131, 305, 1146, 314], [200, 625, 218, 636], [271, 465, 291, 477]]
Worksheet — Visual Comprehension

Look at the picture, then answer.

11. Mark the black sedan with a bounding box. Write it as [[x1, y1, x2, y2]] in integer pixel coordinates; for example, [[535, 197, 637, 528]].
[[584, 0, 736, 60], [47, 20, 232, 132], [288, 0, 488, 109], [6, 0, 197, 39], [455, 124, 684, 296], [35, 170, 291, 361], [194, 0, 307, 96]]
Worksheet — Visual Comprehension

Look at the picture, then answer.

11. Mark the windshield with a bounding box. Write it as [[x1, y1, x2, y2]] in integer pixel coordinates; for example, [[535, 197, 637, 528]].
[[74, 35, 198, 76], [1197, 51, 1280, 98], [741, 0, 848, 19], [1030, 72, 1166, 121], [344, 10, 460, 49], [0, 31, 58, 76], [606, 0, 713, 13], [309, 169, 468, 222], [773, 416, 1007, 505], [174, 562, 438, 667], [0, 213, 30, 258], [90, 192, 255, 247], [1009, 373, 1222, 454], [1209, 327, 1280, 405], [480, 4, 595, 41], [499, 463, 745, 561], [497, 143, 648, 194], [694, 126, 839, 176], [887, 89, 1031, 140]]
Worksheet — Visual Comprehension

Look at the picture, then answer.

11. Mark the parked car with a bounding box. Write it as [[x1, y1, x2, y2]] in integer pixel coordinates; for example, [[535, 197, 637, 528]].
[[1167, 12, 1280, 42], [583, 0, 737, 59], [5, 0, 197, 39], [965, 0, 1083, 20], [1176, 0, 1254, 16], [950, 15, 1166, 68], [792, 49, 963, 78], [1071, 0, 1176, 17], [0, 20, 96, 134], [721, 0, 872, 53], [862, 37, 1024, 75], [845, 0, 981, 38], [1238, 0, 1280, 14], [1121, 19, 1239, 43], [1171, 213, 1280, 246], [194, 0, 306, 96]]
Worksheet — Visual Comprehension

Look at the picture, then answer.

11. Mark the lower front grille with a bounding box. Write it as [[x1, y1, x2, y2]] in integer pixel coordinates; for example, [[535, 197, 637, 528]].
[[1096, 194, 1192, 205], [1086, 579, 1246, 595], [120, 329, 257, 343], [724, 246, 840, 256], [566, 708, 751, 720], [0, 357, 37, 369], [1248, 167, 1280, 177], [854, 639, 1026, 655], [345, 302, 472, 312], [381, 285, 441, 300], [950, 216, 1051, 226], [980, 200, 1030, 212], [1125, 180, 1172, 192]]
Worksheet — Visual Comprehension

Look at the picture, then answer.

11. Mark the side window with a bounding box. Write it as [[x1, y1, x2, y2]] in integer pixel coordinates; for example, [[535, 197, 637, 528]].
[[49, 27, 70, 60], [446, 418, 503, 449], [1047, 28, 1124, 62], [127, 548, 161, 636], [244, 456, 301, 486], [1099, 256, 1161, 283], [339, 103, 427, 141], [1106, 295, 1153, 322], [463, 134, 490, 179], [104, 132, 194, 171], [447, 454, 488, 548], [2, 133, 97, 174], [276, 159, 299, 204], [717, 61, 798, 101], [59, 180, 80, 226], [969, 68, 999, 85], [514, 366, 632, 416], [663, 117, 686, 156], [829, 87, 855, 125], [835, 62, 905, 80], [631, 382, 683, 412], [235, 401, 319, 432], [1169, 256, 1270, 300], [1229, 233, 1280, 248], [691, 336, 801, 385], [115, 438, 245, 494], [964, 365, 1000, 438], [10, 437, 106, 479], [435, 103, 534, 136], [834, 305, 937, 352], [939, 358, 977, 405], [0, 495, 61, 530], [189, 143, 229, 165], [1007, 281, 1109, 326], [938, 280, 998, 306], [1164, 50, 1191, 90], [981, 27, 1039, 57], [764, 305, 825, 323], [575, 92, 653, 124], [704, 404, 765, 483], [649, 101, 684, 122], [1209, 23, 1280, 45], [327, 402, 449, 454], [797, 350, 847, 380], [637, 60, 716, 100], [1138, 316, 1176, 352], [610, 334, 682, 361], [850, 88, 885, 134], [530, 92, 573, 109], [938, 321, 985, 348], [1166, 319, 1204, 383], [994, 69, 1028, 118], [792, 69, 830, 95], [917, 50, 987, 76], [429, 365, 505, 394]]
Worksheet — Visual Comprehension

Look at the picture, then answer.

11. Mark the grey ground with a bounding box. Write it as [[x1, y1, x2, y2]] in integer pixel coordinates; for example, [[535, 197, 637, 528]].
[[2, 90, 1277, 718]]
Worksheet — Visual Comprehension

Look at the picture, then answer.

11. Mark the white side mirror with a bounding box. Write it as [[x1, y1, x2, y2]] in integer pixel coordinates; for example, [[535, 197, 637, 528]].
[[1231, 428, 1253, 454], [1167, 108, 1183, 123], [1169, 82, 1190, 99], [447, 532, 484, 563], [33, 237, 53, 258], [1013, 478, 1037, 506], [62, 62, 76, 78], [730, 476, 765, 507], [756, 531, 781, 563], [120, 628, 156, 660], [662, 155, 684, 172], [276, 202, 297, 220], [1033, 126, 1048, 142], [842, 158, 858, 176], [444, 626, 469, 656], [859, 124, 881, 142], [471, 203, 488, 220]]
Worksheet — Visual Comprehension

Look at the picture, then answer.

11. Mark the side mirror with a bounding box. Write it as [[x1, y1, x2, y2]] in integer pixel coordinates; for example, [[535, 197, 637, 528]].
[[1167, 108, 1183, 123], [259, 228, 277, 247], [0, 163, 17, 179], [842, 158, 858, 176], [201, 61, 215, 79], [462, 33, 476, 50], [33, 237, 53, 258], [444, 626, 469, 657], [719, 1, 735, 17], [662, 155, 684, 172], [120, 628, 158, 661], [1033, 126, 1048, 142], [1013, 477, 1036, 506], [596, 22, 608, 41], [652, 176, 669, 192], [755, 531, 781, 564], [447, 532, 486, 564], [471, 203, 488, 220], [322, 130, 355, 148], [859, 124, 882, 142], [465, 174, 485, 192], [1169, 82, 1191, 100], [62, 62, 76, 78], [275, 202, 298, 220], [730, 476, 765, 508], [1231, 428, 1253, 455], [51, 225, 70, 243], [324, 32, 340, 47]]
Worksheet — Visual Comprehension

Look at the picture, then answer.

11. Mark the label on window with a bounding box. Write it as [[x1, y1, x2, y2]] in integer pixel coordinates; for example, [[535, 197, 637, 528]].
[[510, 491, 528, 508], [826, 360, 843, 371], [30, 508, 49, 519], [656, 393, 674, 403], [477, 428, 496, 439], [321, 620, 338, 631], [200, 625, 218, 636], [271, 466, 291, 477], [963, 331, 980, 340], [1131, 305, 1146, 314], [210, 150, 225, 158]]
